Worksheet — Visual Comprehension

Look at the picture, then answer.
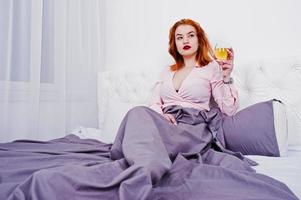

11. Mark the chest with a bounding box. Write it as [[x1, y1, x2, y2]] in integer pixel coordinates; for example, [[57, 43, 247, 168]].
[[160, 67, 212, 102], [172, 67, 194, 91]]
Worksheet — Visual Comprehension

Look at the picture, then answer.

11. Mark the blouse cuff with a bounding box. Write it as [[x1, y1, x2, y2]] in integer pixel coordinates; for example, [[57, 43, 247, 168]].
[[224, 83, 238, 100], [220, 84, 239, 116]]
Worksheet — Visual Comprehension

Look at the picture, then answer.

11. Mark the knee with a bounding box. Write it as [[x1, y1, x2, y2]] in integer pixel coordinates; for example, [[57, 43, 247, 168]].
[[127, 106, 150, 116]]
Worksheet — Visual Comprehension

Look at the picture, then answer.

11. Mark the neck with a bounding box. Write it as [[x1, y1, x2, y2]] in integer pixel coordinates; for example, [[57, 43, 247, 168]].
[[183, 54, 197, 68]]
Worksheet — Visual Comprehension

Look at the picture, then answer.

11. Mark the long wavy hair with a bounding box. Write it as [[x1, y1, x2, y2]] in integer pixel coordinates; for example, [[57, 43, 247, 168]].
[[168, 19, 214, 71]]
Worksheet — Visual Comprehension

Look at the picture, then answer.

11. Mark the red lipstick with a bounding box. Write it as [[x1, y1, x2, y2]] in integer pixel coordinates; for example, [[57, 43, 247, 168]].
[[183, 45, 191, 50]]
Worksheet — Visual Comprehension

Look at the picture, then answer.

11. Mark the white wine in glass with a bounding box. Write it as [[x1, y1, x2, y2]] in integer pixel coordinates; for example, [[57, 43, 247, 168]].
[[214, 43, 230, 60]]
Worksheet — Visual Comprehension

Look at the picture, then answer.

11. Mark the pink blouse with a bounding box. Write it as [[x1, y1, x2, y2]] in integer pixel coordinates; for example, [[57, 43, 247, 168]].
[[148, 61, 238, 116]]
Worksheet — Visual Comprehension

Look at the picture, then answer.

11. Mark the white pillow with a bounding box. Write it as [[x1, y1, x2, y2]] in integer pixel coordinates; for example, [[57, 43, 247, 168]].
[[97, 69, 160, 143], [71, 126, 103, 141], [102, 99, 141, 143], [273, 100, 288, 156], [72, 99, 137, 144]]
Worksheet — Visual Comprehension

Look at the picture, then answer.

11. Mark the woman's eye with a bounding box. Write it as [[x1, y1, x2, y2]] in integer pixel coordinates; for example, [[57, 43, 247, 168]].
[[176, 36, 183, 40], [188, 34, 195, 38]]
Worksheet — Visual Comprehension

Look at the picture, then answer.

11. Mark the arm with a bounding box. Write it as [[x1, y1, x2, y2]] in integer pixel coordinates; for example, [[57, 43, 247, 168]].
[[211, 62, 238, 116]]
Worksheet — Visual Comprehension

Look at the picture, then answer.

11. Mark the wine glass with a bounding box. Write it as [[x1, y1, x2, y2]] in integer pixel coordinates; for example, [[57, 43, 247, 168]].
[[214, 43, 231, 60]]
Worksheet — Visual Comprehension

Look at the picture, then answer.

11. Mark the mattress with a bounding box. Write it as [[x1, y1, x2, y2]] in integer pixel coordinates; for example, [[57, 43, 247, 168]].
[[247, 146, 301, 199]]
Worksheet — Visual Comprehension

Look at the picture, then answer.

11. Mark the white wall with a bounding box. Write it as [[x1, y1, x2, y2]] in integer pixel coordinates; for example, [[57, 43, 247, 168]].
[[103, 0, 301, 71]]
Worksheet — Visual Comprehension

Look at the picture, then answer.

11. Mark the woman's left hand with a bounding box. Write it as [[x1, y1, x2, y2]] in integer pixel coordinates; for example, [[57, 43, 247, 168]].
[[215, 48, 234, 81]]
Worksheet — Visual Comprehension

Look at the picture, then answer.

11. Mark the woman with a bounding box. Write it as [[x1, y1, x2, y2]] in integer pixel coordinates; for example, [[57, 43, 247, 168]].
[[149, 18, 238, 123], [109, 19, 298, 200]]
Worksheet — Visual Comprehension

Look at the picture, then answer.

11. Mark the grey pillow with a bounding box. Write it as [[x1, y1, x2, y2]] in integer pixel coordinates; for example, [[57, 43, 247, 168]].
[[222, 99, 288, 157]]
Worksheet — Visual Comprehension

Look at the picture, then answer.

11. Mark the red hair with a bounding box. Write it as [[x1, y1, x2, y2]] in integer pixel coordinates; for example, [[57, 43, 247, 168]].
[[168, 19, 214, 71]]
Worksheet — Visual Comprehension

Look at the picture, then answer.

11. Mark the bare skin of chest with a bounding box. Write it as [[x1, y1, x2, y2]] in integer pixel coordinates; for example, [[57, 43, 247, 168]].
[[172, 67, 194, 91]]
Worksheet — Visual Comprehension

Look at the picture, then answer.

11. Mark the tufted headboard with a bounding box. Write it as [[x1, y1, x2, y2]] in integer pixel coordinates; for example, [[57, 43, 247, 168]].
[[98, 56, 301, 145]]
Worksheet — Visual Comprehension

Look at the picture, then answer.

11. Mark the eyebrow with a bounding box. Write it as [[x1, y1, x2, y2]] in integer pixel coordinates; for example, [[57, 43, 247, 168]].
[[176, 31, 195, 36]]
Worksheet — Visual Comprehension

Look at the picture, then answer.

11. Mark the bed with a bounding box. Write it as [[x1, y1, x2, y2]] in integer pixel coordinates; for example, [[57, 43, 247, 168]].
[[95, 56, 301, 199], [247, 146, 301, 198], [1, 56, 301, 199]]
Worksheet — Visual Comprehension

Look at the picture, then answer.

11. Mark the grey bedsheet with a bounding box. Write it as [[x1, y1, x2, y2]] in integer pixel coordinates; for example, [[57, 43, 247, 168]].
[[0, 106, 298, 200]]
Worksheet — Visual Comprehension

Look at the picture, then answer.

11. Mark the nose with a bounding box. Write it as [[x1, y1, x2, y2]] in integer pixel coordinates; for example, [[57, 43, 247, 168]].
[[183, 36, 189, 44]]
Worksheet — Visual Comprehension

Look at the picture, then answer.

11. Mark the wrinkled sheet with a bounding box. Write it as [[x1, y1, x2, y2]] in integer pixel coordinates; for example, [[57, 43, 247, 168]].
[[0, 106, 299, 200]]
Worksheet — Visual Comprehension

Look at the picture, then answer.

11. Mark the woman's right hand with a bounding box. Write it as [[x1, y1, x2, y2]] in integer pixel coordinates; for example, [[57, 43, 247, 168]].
[[163, 113, 177, 125], [215, 48, 234, 81]]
